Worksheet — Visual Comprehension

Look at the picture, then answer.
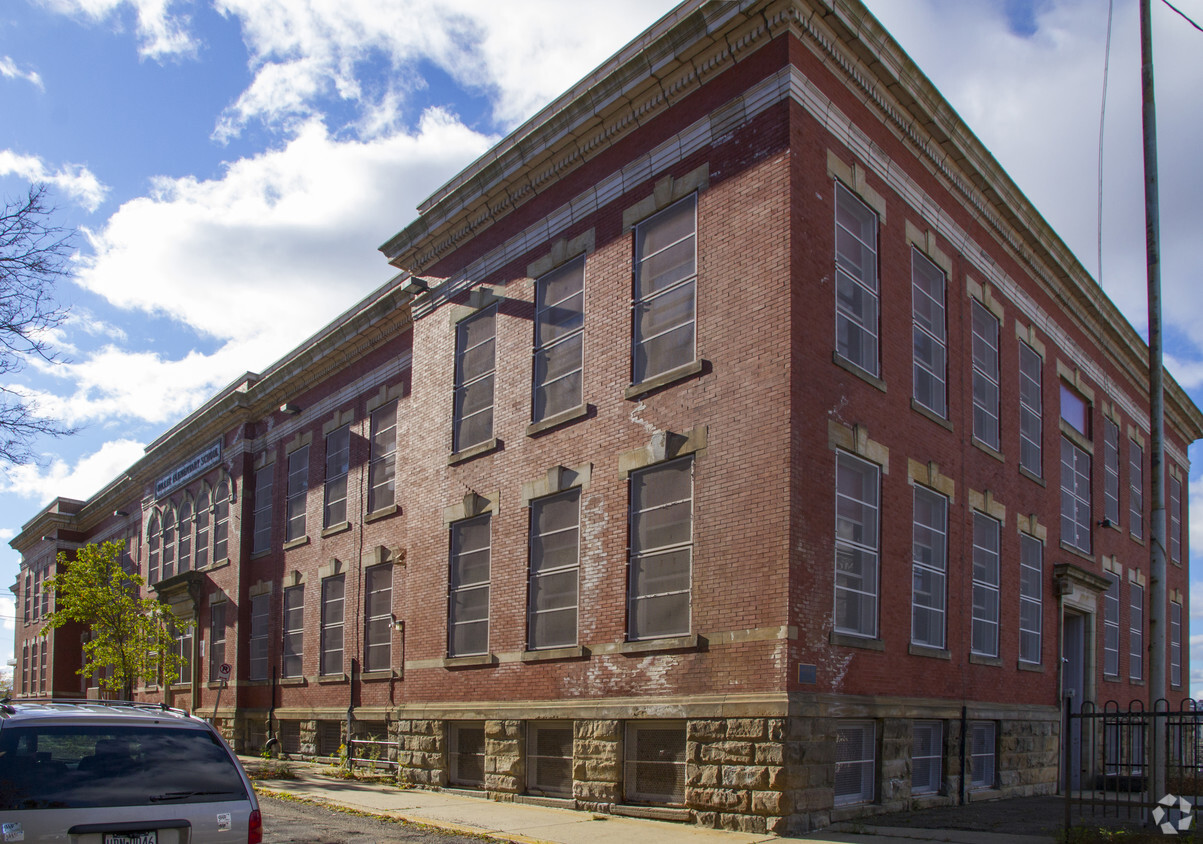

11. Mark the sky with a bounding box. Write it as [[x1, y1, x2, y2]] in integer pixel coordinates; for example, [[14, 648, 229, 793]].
[[0, 0, 1201, 697]]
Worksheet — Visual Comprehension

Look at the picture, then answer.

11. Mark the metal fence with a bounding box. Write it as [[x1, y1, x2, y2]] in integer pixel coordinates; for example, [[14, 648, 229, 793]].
[[347, 736, 399, 774]]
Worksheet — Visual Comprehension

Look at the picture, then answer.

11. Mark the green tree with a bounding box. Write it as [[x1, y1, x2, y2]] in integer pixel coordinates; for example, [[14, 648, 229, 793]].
[[42, 540, 189, 700]]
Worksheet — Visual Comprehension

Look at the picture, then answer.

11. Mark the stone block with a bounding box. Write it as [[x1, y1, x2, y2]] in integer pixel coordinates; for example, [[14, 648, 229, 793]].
[[688, 763, 719, 787], [575, 739, 619, 760], [688, 720, 726, 741], [721, 764, 769, 790], [576, 720, 620, 740], [687, 787, 749, 812], [574, 781, 619, 802], [486, 773, 520, 793], [726, 719, 766, 740], [719, 813, 767, 834], [752, 788, 792, 816], [701, 740, 754, 764], [755, 743, 784, 766]]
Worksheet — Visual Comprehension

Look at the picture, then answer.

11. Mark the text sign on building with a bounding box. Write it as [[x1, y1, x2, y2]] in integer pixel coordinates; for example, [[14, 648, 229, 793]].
[[155, 441, 222, 499]]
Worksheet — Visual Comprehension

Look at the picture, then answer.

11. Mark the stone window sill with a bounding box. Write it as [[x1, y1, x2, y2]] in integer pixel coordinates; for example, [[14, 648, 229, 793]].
[[317, 673, 348, 684], [279, 677, 305, 686], [449, 438, 499, 466], [830, 631, 884, 651], [283, 535, 309, 551], [1059, 542, 1095, 563], [832, 352, 886, 393], [251, 549, 272, 561], [365, 504, 398, 523], [521, 645, 588, 662], [443, 653, 498, 668], [360, 669, 399, 681], [972, 438, 1005, 463], [619, 634, 701, 655], [1018, 660, 1044, 673], [969, 653, 1002, 667], [911, 399, 952, 431], [613, 804, 689, 822], [1018, 465, 1045, 487], [624, 359, 704, 400], [321, 521, 352, 538], [908, 643, 950, 660], [527, 403, 589, 437], [169, 682, 192, 691]]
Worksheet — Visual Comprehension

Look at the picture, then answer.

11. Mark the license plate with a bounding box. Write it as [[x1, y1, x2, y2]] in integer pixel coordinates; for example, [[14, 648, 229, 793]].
[[103, 833, 157, 844]]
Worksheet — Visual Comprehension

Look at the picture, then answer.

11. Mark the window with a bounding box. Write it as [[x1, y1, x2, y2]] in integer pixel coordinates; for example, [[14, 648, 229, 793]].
[[1019, 534, 1043, 664], [1061, 437, 1092, 554], [529, 490, 580, 650], [1018, 341, 1042, 474], [1104, 419, 1120, 524], [527, 722, 574, 798], [628, 457, 692, 641], [1171, 600, 1183, 688], [161, 513, 175, 580], [624, 721, 686, 805], [38, 640, 47, 692], [368, 402, 397, 513], [835, 721, 875, 805], [1129, 440, 1143, 539], [911, 250, 946, 417], [363, 565, 392, 673], [912, 721, 943, 796], [969, 722, 996, 789], [449, 515, 490, 657], [1103, 575, 1121, 677], [453, 309, 496, 452], [31, 570, 40, 621], [534, 257, 584, 421], [249, 593, 270, 681], [971, 300, 1000, 449], [633, 195, 697, 384], [177, 501, 192, 573], [286, 446, 309, 542], [835, 453, 879, 639], [320, 575, 345, 676], [971, 513, 1000, 657], [834, 182, 879, 375], [911, 486, 948, 649], [448, 722, 485, 787], [147, 516, 160, 584], [39, 569, 48, 618], [30, 641, 37, 693], [174, 625, 192, 684], [21, 643, 29, 694], [282, 585, 304, 678], [324, 425, 350, 527], [23, 573, 30, 624], [1062, 384, 1090, 436], [194, 489, 210, 569], [1129, 583, 1143, 682], [212, 481, 230, 562], [208, 603, 226, 682], [252, 463, 273, 554], [1169, 475, 1183, 563]]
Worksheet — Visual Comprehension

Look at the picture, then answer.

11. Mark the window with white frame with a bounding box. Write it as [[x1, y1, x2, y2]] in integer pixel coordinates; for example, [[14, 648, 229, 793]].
[[252, 463, 273, 554], [912, 249, 946, 417], [177, 500, 192, 573], [969, 722, 996, 789], [835, 452, 879, 639], [1129, 582, 1144, 682], [324, 424, 350, 527], [1018, 341, 1042, 475], [363, 564, 392, 672], [212, 481, 230, 562], [911, 486, 948, 649], [286, 446, 309, 542], [449, 515, 491, 657], [208, 602, 226, 682], [39, 567, 48, 618], [449, 722, 486, 787], [528, 721, 574, 798], [282, 585, 304, 678], [1170, 474, 1183, 564], [911, 720, 943, 796], [1171, 600, 1183, 688], [21, 643, 28, 695], [971, 513, 1000, 657], [1103, 419, 1120, 524], [174, 624, 192, 684], [624, 721, 686, 805], [1019, 533, 1043, 664], [835, 721, 875, 805], [23, 572, 30, 624], [1062, 384, 1090, 436], [529, 490, 580, 650], [1103, 574, 1120, 677], [453, 308, 496, 452], [534, 256, 584, 421], [369, 401, 397, 513], [628, 458, 693, 641], [249, 593, 269, 681], [633, 195, 697, 385], [320, 575, 345, 676], [971, 300, 1000, 449], [194, 489, 209, 569], [834, 182, 879, 375], [1129, 440, 1143, 539], [161, 511, 175, 580], [147, 515, 160, 584], [1061, 437, 1092, 554]]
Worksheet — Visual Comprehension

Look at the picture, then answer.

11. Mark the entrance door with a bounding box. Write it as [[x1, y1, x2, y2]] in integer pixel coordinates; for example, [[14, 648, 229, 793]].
[[1062, 612, 1086, 790]]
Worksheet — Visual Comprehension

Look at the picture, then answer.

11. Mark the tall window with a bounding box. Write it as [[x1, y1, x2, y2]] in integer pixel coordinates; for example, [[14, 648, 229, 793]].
[[1171, 600, 1183, 688], [282, 585, 304, 678], [834, 721, 875, 805], [835, 453, 879, 639], [628, 458, 693, 641], [368, 402, 397, 513], [249, 593, 270, 681], [161, 512, 175, 580], [174, 625, 192, 684], [529, 490, 580, 650], [1061, 438, 1092, 554], [320, 575, 345, 676], [1170, 475, 1183, 563], [971, 513, 1000, 657], [1129, 440, 1143, 539], [1018, 341, 1042, 474], [1103, 575, 1120, 677], [834, 182, 879, 375], [453, 309, 496, 452], [911, 250, 946, 417], [285, 446, 309, 542], [1019, 534, 1043, 664], [324, 425, 351, 527], [1103, 419, 1120, 524], [23, 573, 31, 623], [911, 487, 948, 649], [147, 515, 161, 584], [194, 489, 210, 569], [31, 570, 40, 621], [252, 463, 273, 554], [970, 722, 996, 789], [22, 643, 29, 694], [633, 195, 697, 384], [912, 721, 943, 796], [364, 565, 392, 672], [177, 501, 192, 573], [971, 300, 1000, 449], [449, 516, 491, 657], [212, 481, 230, 562], [534, 257, 584, 421], [208, 603, 226, 682], [1129, 583, 1144, 682], [624, 721, 687, 805]]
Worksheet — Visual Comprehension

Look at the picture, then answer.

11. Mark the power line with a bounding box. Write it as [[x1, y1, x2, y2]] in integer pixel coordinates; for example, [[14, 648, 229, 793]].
[[1162, 0, 1203, 32]]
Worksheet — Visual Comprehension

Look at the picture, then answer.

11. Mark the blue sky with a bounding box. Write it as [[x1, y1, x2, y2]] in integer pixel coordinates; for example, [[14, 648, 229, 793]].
[[1, 0, 1202, 699]]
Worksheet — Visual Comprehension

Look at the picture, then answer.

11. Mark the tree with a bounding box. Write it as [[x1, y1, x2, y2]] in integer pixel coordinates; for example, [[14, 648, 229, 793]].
[[0, 183, 77, 465], [41, 540, 189, 700]]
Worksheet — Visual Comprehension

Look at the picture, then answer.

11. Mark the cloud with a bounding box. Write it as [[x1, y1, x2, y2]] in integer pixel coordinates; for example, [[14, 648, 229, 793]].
[[34, 0, 197, 59], [0, 150, 108, 212], [0, 56, 44, 90], [1, 437, 146, 503]]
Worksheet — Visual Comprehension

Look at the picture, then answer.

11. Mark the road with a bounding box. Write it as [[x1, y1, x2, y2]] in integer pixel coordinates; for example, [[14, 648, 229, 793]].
[[258, 793, 495, 843]]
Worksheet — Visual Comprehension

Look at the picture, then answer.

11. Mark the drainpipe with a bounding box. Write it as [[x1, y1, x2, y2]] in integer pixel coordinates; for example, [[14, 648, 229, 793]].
[[959, 705, 967, 805]]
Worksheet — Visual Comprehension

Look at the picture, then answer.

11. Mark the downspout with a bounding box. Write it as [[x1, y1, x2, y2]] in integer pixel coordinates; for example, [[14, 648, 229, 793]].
[[958, 705, 967, 805]]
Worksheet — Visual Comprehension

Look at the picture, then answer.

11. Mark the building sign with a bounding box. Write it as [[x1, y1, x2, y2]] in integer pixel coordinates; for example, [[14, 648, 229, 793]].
[[155, 441, 222, 499]]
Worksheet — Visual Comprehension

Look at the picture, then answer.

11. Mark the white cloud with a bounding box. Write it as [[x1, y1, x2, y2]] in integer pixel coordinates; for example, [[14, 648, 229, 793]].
[[0, 56, 44, 90], [0, 438, 146, 504], [0, 150, 108, 212], [34, 0, 197, 59]]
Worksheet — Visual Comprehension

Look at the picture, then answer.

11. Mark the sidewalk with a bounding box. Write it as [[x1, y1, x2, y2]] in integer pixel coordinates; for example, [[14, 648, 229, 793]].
[[241, 757, 1057, 844]]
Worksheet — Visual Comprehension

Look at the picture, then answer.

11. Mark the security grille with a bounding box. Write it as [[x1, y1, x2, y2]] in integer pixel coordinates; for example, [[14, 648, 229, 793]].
[[911, 720, 943, 795], [317, 720, 343, 757], [624, 721, 686, 805], [835, 721, 875, 805], [527, 722, 573, 797], [246, 721, 266, 753], [279, 721, 301, 755], [450, 722, 486, 787]]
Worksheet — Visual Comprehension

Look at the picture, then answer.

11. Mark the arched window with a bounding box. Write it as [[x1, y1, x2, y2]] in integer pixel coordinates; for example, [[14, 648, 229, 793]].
[[178, 500, 193, 573], [161, 508, 176, 580], [194, 488, 210, 569], [213, 481, 230, 562], [147, 512, 161, 584]]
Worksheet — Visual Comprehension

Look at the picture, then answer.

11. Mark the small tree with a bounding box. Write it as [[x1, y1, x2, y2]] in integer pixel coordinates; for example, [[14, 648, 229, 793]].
[[42, 540, 189, 700]]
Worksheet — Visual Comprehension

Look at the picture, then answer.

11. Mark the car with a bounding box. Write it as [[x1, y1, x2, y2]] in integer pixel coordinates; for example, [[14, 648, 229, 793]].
[[0, 699, 261, 844]]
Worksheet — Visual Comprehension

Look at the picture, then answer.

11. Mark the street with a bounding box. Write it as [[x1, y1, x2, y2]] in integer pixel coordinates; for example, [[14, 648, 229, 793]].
[[258, 793, 494, 844]]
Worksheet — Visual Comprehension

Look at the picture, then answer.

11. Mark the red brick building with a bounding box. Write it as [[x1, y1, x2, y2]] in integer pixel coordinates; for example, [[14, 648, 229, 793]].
[[10, 0, 1201, 833]]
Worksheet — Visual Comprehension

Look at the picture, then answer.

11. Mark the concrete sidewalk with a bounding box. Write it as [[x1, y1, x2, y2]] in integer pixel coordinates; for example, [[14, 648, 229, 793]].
[[241, 757, 1056, 844]]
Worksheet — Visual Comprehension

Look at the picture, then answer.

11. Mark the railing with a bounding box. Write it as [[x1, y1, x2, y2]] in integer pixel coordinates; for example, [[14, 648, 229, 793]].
[[347, 737, 399, 773]]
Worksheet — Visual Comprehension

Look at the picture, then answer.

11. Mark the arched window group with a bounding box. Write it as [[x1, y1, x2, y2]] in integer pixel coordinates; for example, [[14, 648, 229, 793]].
[[147, 477, 232, 584]]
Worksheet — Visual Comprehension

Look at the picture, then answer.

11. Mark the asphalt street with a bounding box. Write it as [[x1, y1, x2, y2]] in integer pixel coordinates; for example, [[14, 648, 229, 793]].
[[258, 793, 497, 844]]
